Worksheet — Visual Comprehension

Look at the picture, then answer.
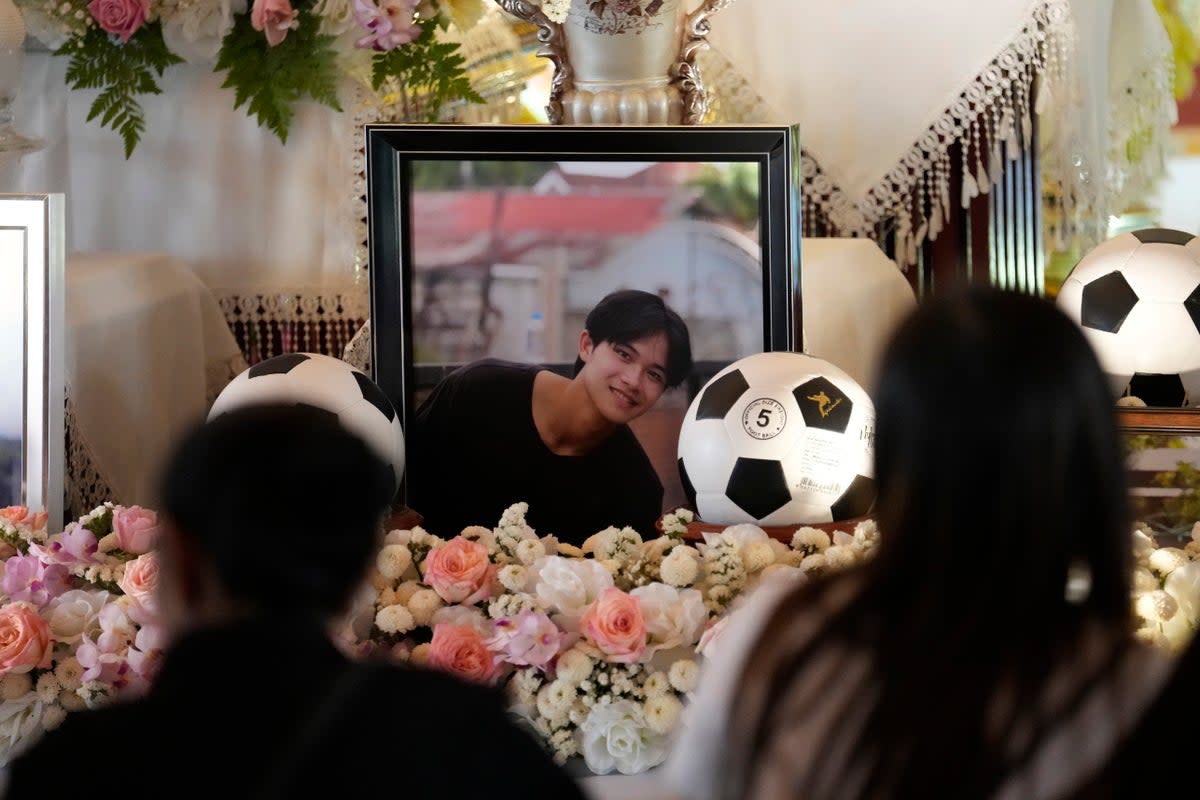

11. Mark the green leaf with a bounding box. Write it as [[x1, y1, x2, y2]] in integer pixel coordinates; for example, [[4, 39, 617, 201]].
[[370, 24, 484, 123], [214, 10, 342, 144], [59, 24, 183, 158]]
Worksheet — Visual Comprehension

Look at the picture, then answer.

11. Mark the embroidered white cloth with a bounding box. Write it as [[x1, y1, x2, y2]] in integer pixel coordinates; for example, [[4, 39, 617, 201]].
[[703, 0, 1174, 266]]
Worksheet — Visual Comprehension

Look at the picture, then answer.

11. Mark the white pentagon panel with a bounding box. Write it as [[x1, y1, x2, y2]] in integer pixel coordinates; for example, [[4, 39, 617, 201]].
[[208, 371, 296, 416], [1062, 232, 1141, 283], [677, 417, 737, 492], [718, 385, 804, 462], [1118, 244, 1200, 300], [1121, 302, 1200, 375], [694, 492, 757, 526]]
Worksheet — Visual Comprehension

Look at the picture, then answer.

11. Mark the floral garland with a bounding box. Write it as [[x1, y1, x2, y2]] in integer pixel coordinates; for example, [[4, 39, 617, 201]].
[[0, 503, 163, 762], [16, 0, 487, 156], [335, 503, 881, 773], [0, 501, 1195, 774]]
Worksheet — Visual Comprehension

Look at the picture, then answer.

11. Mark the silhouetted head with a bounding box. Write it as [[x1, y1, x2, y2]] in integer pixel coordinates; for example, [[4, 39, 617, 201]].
[[157, 403, 395, 619], [572, 289, 693, 388], [870, 286, 1131, 623]]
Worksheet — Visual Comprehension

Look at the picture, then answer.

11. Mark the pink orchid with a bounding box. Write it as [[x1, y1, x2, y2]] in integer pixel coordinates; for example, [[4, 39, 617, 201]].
[[484, 610, 563, 669], [352, 0, 421, 52]]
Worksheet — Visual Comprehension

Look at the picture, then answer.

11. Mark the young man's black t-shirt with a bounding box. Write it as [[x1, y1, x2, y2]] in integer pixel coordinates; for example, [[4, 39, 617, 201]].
[[406, 359, 663, 544]]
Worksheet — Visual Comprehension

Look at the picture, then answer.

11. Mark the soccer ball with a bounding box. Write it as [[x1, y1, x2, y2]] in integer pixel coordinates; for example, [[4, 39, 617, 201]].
[[677, 352, 876, 526], [1056, 228, 1200, 407], [209, 352, 405, 491]]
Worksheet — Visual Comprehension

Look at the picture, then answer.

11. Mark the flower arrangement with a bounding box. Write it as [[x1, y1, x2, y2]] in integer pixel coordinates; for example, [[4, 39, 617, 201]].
[[16, 0, 486, 156], [337, 502, 880, 774], [1130, 521, 1200, 651], [0, 503, 164, 764]]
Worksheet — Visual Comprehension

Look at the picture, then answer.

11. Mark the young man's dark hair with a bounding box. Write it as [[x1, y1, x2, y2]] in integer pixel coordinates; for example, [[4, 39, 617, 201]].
[[572, 289, 694, 388]]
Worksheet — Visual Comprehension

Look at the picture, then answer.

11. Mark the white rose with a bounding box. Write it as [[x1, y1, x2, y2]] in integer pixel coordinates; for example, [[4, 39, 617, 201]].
[[530, 556, 614, 625], [44, 589, 111, 645], [631, 584, 706, 654], [580, 700, 669, 775], [430, 604, 490, 634], [1135, 591, 1178, 623], [376, 544, 413, 580], [644, 693, 683, 735], [161, 0, 246, 63], [704, 523, 769, 555], [0, 695, 45, 756], [1164, 559, 1200, 625], [1149, 548, 1190, 577]]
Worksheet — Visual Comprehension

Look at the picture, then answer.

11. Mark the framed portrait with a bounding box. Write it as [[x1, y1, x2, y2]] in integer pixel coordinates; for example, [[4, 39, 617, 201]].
[[0, 194, 65, 529], [366, 123, 801, 515]]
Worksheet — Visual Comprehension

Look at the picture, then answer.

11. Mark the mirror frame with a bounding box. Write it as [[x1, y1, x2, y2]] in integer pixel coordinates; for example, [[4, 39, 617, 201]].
[[0, 193, 65, 530]]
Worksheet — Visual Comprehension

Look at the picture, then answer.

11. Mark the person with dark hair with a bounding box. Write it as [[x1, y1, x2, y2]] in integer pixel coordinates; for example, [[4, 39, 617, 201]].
[[0, 404, 586, 799], [407, 289, 694, 545], [661, 287, 1172, 800]]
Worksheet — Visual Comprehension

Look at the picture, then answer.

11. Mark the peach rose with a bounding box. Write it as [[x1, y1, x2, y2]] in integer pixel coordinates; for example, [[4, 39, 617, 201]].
[[0, 603, 53, 675], [251, 0, 298, 46], [0, 507, 47, 530], [423, 537, 494, 605], [118, 553, 159, 614], [427, 623, 498, 684], [113, 506, 160, 555], [581, 587, 646, 663]]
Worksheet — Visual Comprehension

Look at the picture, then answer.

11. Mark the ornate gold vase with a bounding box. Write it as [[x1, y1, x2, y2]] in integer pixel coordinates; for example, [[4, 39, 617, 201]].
[[493, 0, 736, 124]]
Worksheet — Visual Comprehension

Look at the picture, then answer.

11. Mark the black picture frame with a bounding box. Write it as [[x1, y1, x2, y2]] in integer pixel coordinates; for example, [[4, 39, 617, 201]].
[[366, 123, 802, 508]]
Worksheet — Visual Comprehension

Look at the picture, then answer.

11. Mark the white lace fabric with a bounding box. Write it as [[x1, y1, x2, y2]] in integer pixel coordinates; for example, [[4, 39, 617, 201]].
[[702, 0, 1174, 268]]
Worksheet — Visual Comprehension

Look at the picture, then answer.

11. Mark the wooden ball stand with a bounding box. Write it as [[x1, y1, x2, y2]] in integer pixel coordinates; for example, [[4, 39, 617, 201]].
[[387, 505, 870, 545]]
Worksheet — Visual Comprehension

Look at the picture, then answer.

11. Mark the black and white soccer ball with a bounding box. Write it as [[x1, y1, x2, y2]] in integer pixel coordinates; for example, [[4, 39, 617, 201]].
[[1056, 228, 1200, 407], [677, 352, 876, 526], [209, 352, 405, 490]]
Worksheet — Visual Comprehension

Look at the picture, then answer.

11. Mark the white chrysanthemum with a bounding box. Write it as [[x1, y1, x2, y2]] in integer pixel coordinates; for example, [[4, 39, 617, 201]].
[[791, 527, 831, 554], [1132, 567, 1160, 594], [54, 658, 83, 692], [1131, 528, 1157, 561], [642, 671, 670, 698], [853, 519, 880, 546], [583, 527, 621, 557], [410, 643, 432, 666], [383, 529, 411, 545], [707, 584, 732, 604], [1135, 590, 1179, 623], [557, 647, 595, 685], [742, 541, 776, 573], [368, 567, 392, 591], [824, 545, 857, 571], [1, 673, 33, 701], [406, 588, 444, 626], [59, 690, 87, 713], [1186, 541, 1200, 559], [668, 659, 699, 693], [35, 674, 60, 704], [376, 587, 397, 608], [799, 553, 827, 574], [376, 544, 413, 581], [392, 580, 422, 606], [499, 564, 529, 592], [660, 547, 700, 587], [1149, 548, 1189, 577], [644, 693, 683, 735], [516, 538, 546, 565], [536, 679, 575, 724], [40, 703, 67, 731], [375, 604, 416, 635]]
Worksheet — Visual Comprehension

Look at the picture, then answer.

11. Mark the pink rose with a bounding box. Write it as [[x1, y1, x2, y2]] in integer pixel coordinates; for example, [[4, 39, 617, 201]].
[[427, 623, 498, 684], [113, 506, 159, 555], [423, 537, 495, 605], [581, 587, 646, 663], [86, 0, 147, 42], [0, 603, 53, 675], [118, 552, 160, 614], [251, 0, 298, 46], [484, 610, 562, 669]]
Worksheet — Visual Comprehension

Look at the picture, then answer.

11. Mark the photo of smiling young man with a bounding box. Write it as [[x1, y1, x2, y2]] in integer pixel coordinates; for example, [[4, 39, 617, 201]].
[[406, 289, 693, 545]]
